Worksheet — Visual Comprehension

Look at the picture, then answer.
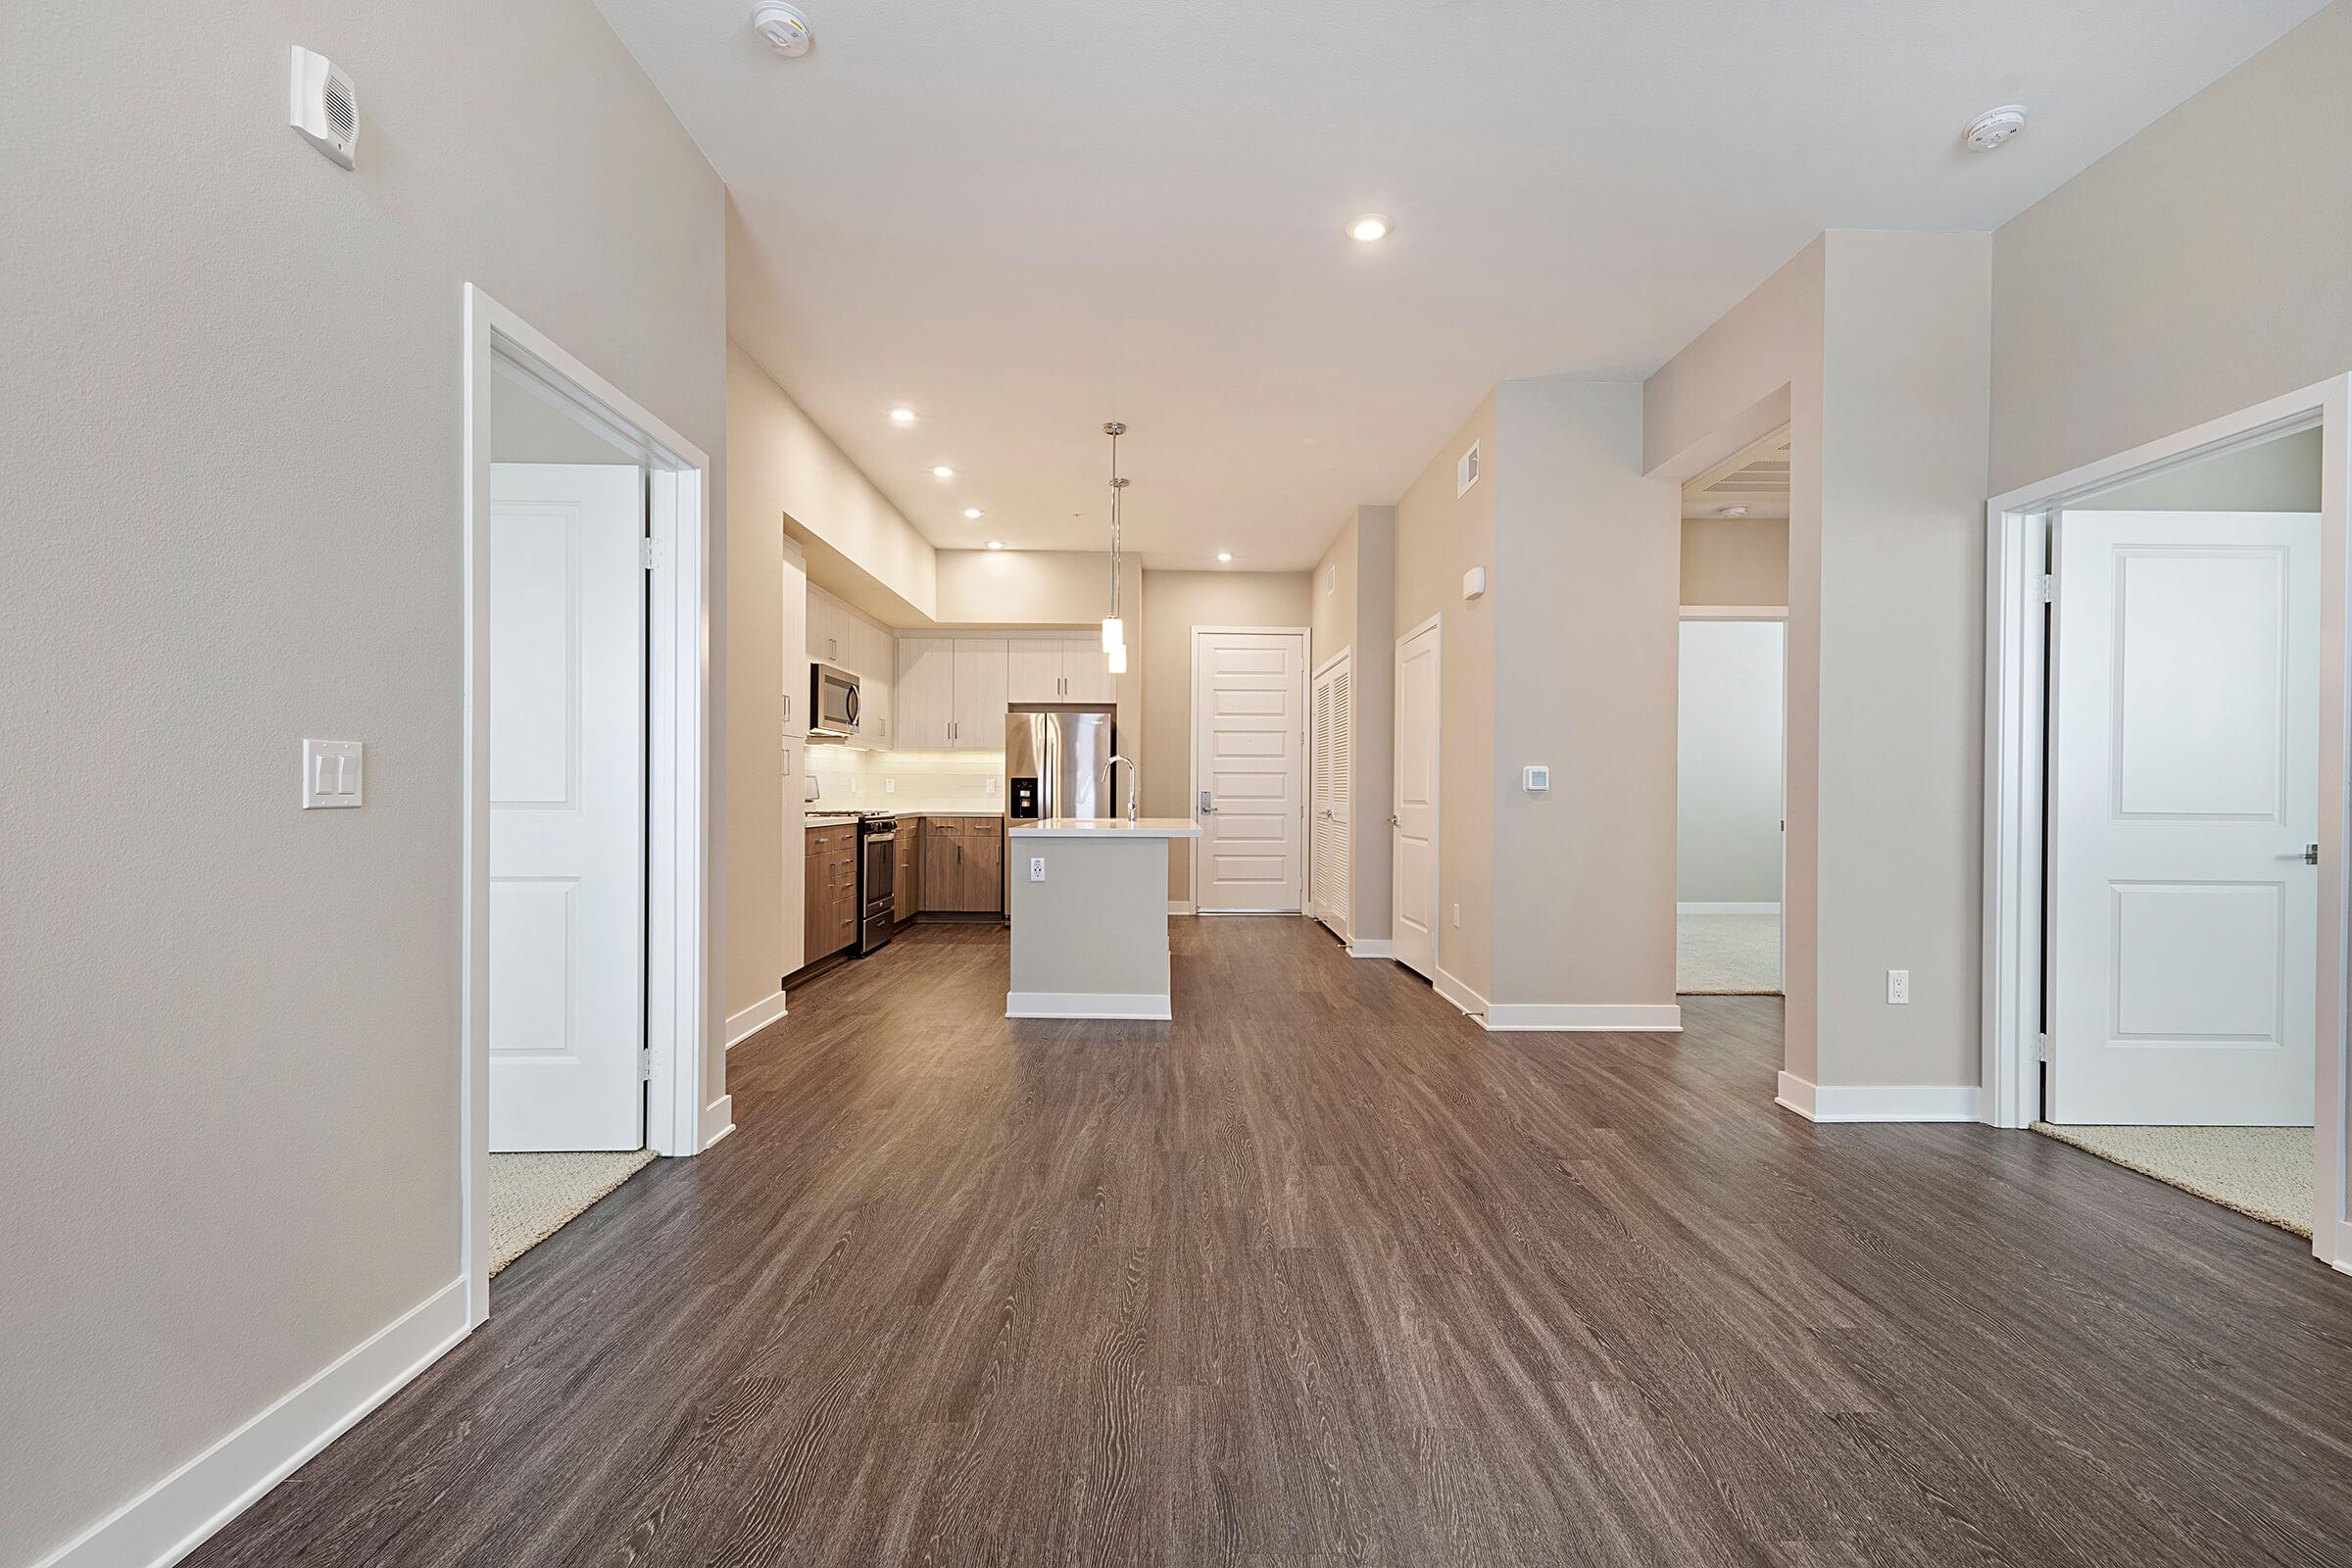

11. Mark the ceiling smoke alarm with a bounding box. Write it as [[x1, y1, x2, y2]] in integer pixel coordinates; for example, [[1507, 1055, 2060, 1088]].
[[752, 2, 812, 56], [1964, 105, 2027, 151]]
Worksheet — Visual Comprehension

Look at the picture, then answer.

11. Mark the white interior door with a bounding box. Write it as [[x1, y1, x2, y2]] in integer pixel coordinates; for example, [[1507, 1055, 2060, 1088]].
[[1194, 628, 1306, 911], [489, 464, 647, 1152], [1311, 652, 1353, 939], [2050, 509, 2320, 1125], [1392, 618, 1441, 978]]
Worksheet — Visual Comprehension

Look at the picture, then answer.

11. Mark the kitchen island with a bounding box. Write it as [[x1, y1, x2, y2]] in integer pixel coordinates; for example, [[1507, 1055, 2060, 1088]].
[[1004, 817, 1202, 1020]]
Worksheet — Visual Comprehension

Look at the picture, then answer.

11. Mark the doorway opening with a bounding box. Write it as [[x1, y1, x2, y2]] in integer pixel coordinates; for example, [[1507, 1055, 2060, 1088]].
[[1677, 429, 1789, 997], [461, 287, 717, 1326], [1984, 380, 2350, 1273]]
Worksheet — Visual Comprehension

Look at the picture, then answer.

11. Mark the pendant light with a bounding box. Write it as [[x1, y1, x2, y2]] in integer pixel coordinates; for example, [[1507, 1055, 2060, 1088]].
[[1101, 421, 1127, 654]]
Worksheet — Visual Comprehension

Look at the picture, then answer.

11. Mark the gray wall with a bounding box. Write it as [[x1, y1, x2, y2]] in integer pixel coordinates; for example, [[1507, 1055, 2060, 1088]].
[[1678, 621, 1786, 906], [0, 4, 726, 1561], [1992, 2, 2352, 496]]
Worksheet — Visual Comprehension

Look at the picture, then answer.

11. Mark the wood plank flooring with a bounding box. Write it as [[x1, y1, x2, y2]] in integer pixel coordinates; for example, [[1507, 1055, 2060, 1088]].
[[189, 918, 2352, 1566]]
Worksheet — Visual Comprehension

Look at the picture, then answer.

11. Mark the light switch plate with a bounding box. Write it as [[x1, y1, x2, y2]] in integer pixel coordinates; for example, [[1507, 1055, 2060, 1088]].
[[302, 739, 364, 809]]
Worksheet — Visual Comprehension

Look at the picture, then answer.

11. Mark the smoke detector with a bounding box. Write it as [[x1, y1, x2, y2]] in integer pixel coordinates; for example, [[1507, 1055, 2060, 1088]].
[[1964, 105, 2027, 152], [752, 2, 811, 56]]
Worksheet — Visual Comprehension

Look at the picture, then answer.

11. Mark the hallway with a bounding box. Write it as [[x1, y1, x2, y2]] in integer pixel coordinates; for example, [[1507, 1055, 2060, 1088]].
[[192, 920, 2352, 1566]]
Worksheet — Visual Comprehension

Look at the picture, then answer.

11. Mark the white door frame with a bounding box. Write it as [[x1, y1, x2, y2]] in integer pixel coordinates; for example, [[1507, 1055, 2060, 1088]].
[[1393, 612, 1443, 979], [1188, 625, 1311, 913], [462, 285, 717, 1327], [1982, 374, 2350, 1274], [1310, 643, 1353, 938]]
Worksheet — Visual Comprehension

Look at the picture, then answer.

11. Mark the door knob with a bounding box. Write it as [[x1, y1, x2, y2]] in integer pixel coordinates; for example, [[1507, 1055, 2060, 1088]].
[[2305, 843, 2322, 864], [1200, 789, 1214, 814], [1388, 813, 1400, 827]]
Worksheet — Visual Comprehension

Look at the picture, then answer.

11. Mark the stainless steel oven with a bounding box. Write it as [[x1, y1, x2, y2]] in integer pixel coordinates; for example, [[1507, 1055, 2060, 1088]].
[[855, 814, 897, 956], [809, 661, 861, 740]]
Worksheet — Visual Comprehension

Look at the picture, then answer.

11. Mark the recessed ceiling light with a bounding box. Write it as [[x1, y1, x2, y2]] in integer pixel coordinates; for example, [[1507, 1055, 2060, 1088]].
[[1348, 215, 1392, 243], [1964, 105, 2027, 152], [1215, 552, 1235, 563], [986, 540, 1004, 550], [889, 407, 917, 424], [931, 465, 956, 479], [963, 507, 984, 519], [1717, 505, 1751, 519]]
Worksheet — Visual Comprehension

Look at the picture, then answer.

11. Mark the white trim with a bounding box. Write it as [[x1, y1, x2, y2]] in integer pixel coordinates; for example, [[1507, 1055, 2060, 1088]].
[[1188, 625, 1312, 913], [1005, 990, 1173, 1020], [1348, 938, 1394, 959], [1981, 374, 2350, 1275], [1776, 1073, 1982, 1122], [1433, 964, 1486, 1019], [462, 285, 715, 1330], [1167, 900, 1196, 915], [1679, 603, 1788, 620], [700, 1095, 734, 1150], [1677, 901, 1781, 915], [725, 991, 789, 1050], [33, 1279, 468, 1568], [1485, 1004, 1683, 1033]]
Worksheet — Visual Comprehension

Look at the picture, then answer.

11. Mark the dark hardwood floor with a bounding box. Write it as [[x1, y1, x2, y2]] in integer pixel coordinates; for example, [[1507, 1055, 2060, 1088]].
[[191, 918, 2352, 1566]]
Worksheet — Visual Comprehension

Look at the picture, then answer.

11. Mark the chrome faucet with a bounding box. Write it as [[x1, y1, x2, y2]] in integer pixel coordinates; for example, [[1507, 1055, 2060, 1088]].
[[1101, 754, 1140, 823]]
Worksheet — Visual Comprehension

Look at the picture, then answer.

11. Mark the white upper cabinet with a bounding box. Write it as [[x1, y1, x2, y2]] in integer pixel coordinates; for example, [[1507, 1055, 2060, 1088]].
[[1004, 635, 1117, 705], [807, 588, 844, 666], [955, 638, 1009, 751], [854, 614, 893, 750], [780, 539, 808, 738], [1061, 637, 1116, 704], [896, 636, 955, 750]]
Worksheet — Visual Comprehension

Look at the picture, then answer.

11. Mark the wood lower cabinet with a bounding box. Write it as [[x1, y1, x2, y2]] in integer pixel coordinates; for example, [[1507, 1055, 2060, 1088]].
[[893, 817, 921, 922], [915, 816, 1004, 915], [804, 824, 858, 962]]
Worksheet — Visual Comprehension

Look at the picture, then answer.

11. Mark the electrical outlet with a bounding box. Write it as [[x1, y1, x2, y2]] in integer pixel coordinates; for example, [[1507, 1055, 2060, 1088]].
[[1452, 903, 1461, 928], [885, 777, 895, 794], [1886, 969, 1910, 1004], [1029, 857, 1046, 882], [986, 776, 997, 795]]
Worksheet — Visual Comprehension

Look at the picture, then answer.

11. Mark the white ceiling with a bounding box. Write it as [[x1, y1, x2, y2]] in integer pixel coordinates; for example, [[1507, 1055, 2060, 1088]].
[[598, 0, 2321, 568]]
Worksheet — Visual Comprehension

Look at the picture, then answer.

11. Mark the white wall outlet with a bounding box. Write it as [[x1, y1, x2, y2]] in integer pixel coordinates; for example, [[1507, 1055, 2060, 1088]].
[[986, 776, 997, 795], [885, 777, 895, 793], [1029, 857, 1046, 882], [301, 739, 364, 809], [1452, 903, 1462, 928], [1886, 969, 1911, 1004], [1522, 764, 1550, 793]]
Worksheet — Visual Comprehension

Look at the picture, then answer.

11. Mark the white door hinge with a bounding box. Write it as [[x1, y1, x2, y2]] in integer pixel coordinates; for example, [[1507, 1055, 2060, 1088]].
[[2039, 573, 2055, 604], [641, 537, 666, 571], [639, 1047, 655, 1081], [2034, 1032, 2048, 1063]]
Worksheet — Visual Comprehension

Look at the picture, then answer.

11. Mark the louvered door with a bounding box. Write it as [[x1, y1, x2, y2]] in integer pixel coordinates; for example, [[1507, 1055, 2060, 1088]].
[[1311, 651, 1352, 941]]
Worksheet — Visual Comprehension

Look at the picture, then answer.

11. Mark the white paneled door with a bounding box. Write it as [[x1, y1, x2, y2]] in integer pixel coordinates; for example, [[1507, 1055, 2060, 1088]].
[[1193, 629, 1307, 912], [1311, 650, 1353, 940], [488, 464, 647, 1152], [1392, 617, 1441, 979], [2050, 510, 2320, 1126]]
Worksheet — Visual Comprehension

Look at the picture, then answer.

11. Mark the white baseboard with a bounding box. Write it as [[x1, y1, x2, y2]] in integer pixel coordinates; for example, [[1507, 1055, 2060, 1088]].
[[1006, 990, 1172, 1021], [700, 1095, 734, 1150], [1167, 901, 1196, 916], [1348, 939, 1394, 959], [1484, 1003, 1683, 1033], [1433, 965, 1488, 1019], [35, 1277, 469, 1568], [2328, 1218, 2351, 1275], [1678, 902, 1782, 916], [1776, 1072, 1982, 1122], [724, 990, 788, 1051]]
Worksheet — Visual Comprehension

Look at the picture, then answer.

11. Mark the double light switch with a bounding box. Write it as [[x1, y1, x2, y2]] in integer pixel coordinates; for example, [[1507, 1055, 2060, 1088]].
[[302, 739, 364, 809]]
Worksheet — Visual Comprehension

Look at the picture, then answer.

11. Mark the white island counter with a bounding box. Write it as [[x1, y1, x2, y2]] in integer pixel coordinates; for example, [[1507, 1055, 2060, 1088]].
[[1005, 817, 1202, 1020]]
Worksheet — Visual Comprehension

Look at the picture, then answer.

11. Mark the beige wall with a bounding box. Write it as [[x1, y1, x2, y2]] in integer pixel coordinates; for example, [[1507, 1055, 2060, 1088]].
[[729, 336, 939, 620], [1491, 379, 1681, 1009], [936, 548, 1139, 627], [1395, 395, 1499, 999], [1991, 2, 2352, 496], [1680, 516, 1789, 605], [1140, 569, 1314, 902], [1643, 233, 1988, 1091], [2074, 426, 2321, 510], [0, 3, 726, 1561], [1310, 507, 1397, 943]]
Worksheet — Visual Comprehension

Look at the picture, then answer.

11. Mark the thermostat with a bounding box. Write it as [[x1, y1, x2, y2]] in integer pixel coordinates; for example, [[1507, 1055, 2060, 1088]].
[[1462, 566, 1487, 601], [1522, 765, 1550, 793]]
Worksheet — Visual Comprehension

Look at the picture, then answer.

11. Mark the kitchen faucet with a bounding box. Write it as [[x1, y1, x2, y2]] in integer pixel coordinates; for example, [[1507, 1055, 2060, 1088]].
[[1101, 754, 1140, 823]]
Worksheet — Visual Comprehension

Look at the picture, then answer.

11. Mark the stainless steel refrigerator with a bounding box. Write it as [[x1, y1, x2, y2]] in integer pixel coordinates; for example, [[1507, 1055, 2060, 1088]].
[[1005, 706, 1119, 822]]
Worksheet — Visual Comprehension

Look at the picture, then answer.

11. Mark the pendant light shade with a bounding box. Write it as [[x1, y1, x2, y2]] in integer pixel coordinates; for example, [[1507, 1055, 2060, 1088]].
[[1101, 616, 1124, 652], [1106, 641, 1128, 674]]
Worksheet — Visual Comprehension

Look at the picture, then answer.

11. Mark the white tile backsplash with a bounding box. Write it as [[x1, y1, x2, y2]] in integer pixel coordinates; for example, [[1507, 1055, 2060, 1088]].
[[807, 748, 1005, 814]]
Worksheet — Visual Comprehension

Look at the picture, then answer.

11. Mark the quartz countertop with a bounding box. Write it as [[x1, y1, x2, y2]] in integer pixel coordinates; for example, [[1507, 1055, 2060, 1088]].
[[1007, 816, 1202, 839]]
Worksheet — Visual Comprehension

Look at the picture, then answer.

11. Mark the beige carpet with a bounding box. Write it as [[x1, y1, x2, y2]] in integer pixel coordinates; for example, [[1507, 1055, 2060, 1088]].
[[488, 1149, 657, 1274], [2031, 1122, 2312, 1237], [1677, 912, 1782, 995]]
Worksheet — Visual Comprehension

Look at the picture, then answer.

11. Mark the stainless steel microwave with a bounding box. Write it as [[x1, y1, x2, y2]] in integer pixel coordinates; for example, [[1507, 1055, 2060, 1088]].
[[809, 661, 860, 739]]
